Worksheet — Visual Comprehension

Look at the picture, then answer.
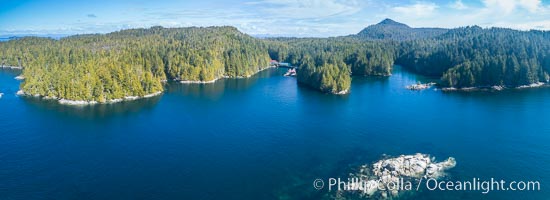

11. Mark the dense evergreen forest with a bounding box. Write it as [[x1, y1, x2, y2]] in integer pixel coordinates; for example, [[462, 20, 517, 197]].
[[396, 26, 550, 88], [1, 19, 550, 103], [266, 37, 395, 94], [0, 26, 270, 102]]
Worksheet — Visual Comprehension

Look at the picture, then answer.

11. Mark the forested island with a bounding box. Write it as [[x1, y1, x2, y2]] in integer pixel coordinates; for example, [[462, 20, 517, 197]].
[[1, 19, 550, 104], [1, 26, 270, 104]]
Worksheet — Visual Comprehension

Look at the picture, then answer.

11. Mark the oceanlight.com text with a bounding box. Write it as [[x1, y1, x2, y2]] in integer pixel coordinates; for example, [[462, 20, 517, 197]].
[[313, 177, 541, 194]]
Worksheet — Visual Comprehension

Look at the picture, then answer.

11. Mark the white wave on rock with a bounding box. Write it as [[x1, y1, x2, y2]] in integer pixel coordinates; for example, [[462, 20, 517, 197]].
[[0, 93, 3, 98], [14, 75, 25, 80]]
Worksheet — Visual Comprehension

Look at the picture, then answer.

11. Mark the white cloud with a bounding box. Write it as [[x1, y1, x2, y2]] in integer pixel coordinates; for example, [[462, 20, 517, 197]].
[[482, 0, 542, 13], [519, 0, 542, 12], [491, 20, 550, 30], [449, 0, 467, 10], [392, 2, 438, 17]]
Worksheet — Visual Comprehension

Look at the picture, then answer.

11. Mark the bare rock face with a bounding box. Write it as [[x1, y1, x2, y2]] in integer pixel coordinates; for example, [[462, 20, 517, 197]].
[[349, 153, 456, 199], [373, 153, 455, 179]]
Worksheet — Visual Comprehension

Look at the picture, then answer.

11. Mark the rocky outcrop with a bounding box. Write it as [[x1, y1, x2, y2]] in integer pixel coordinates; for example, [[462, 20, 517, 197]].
[[334, 89, 349, 95], [407, 82, 435, 90], [348, 153, 456, 199], [372, 153, 455, 180]]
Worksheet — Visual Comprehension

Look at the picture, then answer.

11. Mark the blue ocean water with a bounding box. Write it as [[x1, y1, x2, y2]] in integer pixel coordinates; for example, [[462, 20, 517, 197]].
[[0, 66, 549, 199]]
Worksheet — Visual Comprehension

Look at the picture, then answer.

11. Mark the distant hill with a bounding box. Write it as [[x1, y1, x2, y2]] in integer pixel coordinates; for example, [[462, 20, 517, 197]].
[[354, 19, 448, 41]]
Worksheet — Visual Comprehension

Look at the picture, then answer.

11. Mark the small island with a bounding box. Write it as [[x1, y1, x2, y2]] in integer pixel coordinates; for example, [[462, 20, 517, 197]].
[[344, 153, 456, 199], [407, 82, 436, 90]]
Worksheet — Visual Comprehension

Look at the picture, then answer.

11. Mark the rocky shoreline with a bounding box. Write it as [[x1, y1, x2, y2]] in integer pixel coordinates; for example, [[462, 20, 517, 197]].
[[441, 82, 547, 92], [343, 153, 456, 199], [0, 65, 23, 70], [179, 78, 220, 84], [334, 89, 349, 95], [17, 90, 163, 106]]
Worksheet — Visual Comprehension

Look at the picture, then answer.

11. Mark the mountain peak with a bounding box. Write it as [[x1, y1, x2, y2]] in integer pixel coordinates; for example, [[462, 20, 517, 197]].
[[377, 19, 409, 27], [355, 19, 448, 41]]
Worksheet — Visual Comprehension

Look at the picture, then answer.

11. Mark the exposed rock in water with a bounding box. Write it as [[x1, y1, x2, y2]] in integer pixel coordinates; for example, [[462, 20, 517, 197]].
[[406, 82, 435, 90], [334, 89, 350, 95], [16, 90, 24, 96], [372, 153, 455, 179], [344, 153, 456, 199], [14, 75, 24, 80], [492, 85, 504, 91]]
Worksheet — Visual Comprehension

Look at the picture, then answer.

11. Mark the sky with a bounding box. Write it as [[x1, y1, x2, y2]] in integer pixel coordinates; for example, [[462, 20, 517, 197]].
[[1, 0, 550, 37]]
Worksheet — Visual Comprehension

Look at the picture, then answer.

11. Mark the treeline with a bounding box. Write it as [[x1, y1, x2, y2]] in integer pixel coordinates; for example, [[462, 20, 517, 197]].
[[2, 20, 550, 101], [267, 37, 395, 94], [0, 26, 270, 102], [396, 26, 550, 88]]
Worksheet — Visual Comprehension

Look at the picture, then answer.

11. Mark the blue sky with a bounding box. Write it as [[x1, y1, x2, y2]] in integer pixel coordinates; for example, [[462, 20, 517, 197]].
[[1, 0, 550, 37]]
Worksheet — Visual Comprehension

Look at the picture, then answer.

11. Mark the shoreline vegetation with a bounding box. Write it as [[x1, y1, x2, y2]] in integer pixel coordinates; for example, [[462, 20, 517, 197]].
[[2, 19, 550, 101]]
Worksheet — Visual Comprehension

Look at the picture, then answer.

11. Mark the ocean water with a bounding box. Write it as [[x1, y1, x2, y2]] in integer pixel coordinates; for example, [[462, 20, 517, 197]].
[[1, 66, 549, 200]]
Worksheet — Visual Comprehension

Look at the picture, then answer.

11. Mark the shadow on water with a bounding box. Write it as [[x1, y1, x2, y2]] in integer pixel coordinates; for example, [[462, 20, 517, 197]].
[[165, 68, 281, 99]]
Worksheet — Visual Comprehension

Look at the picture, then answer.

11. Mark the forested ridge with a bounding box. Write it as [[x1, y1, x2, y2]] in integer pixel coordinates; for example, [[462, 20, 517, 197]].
[[0, 26, 270, 102], [1, 19, 550, 103], [396, 26, 550, 88]]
